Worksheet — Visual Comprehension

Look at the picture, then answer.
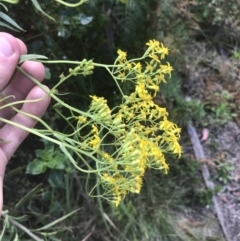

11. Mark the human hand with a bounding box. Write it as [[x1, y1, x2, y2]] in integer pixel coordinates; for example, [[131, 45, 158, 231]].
[[0, 32, 51, 214]]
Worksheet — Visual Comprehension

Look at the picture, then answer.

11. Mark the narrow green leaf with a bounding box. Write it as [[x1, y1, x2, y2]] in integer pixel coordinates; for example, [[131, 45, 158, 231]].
[[59, 144, 78, 168], [14, 184, 42, 209], [0, 12, 24, 31], [5, 166, 26, 178], [30, 0, 55, 21], [19, 54, 48, 64], [0, 21, 20, 31], [0, 3, 8, 11], [0, 217, 7, 240], [34, 209, 81, 231], [13, 233, 18, 241]]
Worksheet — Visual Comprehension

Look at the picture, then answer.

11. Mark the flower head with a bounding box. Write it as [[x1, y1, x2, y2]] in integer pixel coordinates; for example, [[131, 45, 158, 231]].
[[117, 49, 127, 64], [75, 39, 181, 207]]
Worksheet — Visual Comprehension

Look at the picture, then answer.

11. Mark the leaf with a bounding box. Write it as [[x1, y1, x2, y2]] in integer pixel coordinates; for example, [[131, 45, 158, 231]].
[[18, 54, 48, 64], [0, 21, 20, 32], [26, 159, 47, 175], [30, 0, 55, 21], [80, 15, 93, 25], [45, 157, 66, 170], [49, 201, 62, 216], [33, 140, 67, 171], [45, 152, 67, 170], [0, 3, 8, 11], [34, 208, 81, 231], [0, 11, 24, 31], [15, 184, 42, 209], [48, 170, 64, 188], [43, 139, 55, 152], [35, 149, 49, 159], [45, 67, 51, 80], [59, 144, 79, 169], [41, 190, 52, 201], [13, 233, 18, 241]]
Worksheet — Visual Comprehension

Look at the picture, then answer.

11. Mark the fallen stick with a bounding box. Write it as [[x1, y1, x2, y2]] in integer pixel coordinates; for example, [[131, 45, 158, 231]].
[[187, 121, 231, 241]]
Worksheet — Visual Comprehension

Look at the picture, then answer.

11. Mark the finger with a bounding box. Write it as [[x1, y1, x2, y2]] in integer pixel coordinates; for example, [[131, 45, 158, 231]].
[[0, 33, 27, 55], [0, 170, 3, 214], [0, 33, 21, 90], [3, 61, 45, 101], [0, 33, 27, 214], [16, 38, 27, 55], [0, 85, 51, 161], [1, 61, 45, 120]]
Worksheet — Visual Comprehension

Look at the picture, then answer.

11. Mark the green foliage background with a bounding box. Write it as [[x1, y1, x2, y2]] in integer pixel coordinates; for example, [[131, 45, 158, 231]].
[[1, 0, 239, 240]]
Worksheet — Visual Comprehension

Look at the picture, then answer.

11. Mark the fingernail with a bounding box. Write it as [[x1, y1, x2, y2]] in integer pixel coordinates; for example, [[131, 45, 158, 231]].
[[0, 36, 14, 57]]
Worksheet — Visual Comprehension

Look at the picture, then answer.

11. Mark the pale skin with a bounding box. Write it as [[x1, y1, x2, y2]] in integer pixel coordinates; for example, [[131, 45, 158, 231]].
[[0, 32, 50, 214]]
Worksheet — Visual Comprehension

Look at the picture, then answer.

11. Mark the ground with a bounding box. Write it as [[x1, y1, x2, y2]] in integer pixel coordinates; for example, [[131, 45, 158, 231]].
[[203, 121, 240, 241], [181, 119, 240, 241]]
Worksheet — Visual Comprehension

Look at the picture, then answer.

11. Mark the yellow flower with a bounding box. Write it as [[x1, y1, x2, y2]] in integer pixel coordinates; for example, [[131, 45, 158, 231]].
[[89, 95, 98, 102], [103, 173, 115, 183], [159, 62, 173, 77], [86, 39, 182, 206], [154, 73, 166, 84], [117, 49, 127, 63], [159, 43, 169, 59], [133, 62, 142, 73], [77, 116, 87, 123], [135, 83, 152, 101], [86, 125, 101, 149], [149, 53, 160, 63], [101, 151, 116, 164], [146, 39, 160, 52], [147, 84, 159, 96], [145, 62, 154, 73], [89, 136, 101, 149], [118, 71, 126, 80], [91, 125, 98, 134], [89, 96, 112, 124], [172, 141, 182, 157], [114, 186, 122, 207], [124, 62, 132, 71]]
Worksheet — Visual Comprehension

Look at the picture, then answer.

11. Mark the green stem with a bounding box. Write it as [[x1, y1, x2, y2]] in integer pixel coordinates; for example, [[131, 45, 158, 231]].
[[16, 67, 92, 118], [11, 106, 54, 133], [0, 117, 94, 172], [1, 0, 18, 4], [37, 60, 123, 68], [103, 66, 124, 97], [53, 0, 87, 7]]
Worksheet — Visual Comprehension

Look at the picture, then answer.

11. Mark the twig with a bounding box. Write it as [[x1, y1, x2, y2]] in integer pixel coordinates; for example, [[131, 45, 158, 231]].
[[187, 121, 231, 241]]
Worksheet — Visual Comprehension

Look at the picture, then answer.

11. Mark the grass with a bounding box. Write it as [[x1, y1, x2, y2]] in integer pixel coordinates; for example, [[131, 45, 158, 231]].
[[2, 150, 223, 241]]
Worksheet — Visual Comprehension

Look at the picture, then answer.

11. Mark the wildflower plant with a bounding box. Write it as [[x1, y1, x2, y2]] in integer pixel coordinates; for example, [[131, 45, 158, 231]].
[[1, 39, 181, 207]]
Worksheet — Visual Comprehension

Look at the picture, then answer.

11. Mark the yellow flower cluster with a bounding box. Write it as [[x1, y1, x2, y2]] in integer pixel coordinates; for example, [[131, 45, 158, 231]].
[[76, 40, 181, 206]]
